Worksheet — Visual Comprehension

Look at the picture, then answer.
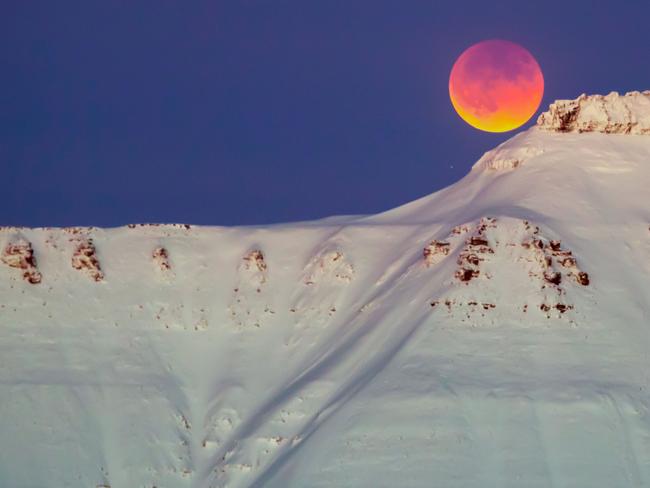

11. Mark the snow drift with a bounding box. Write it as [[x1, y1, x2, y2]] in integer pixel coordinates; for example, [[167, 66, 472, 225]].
[[2, 92, 650, 488]]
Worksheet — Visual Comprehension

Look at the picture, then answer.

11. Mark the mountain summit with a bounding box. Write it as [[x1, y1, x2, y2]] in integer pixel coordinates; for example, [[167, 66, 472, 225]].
[[537, 90, 650, 134], [2, 92, 650, 488]]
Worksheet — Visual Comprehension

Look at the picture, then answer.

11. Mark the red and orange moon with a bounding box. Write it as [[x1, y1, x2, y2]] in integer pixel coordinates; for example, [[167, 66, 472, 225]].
[[449, 40, 544, 132]]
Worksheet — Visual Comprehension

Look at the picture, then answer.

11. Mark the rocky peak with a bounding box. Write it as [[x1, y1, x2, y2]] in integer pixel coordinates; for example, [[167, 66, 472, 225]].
[[536, 90, 650, 134]]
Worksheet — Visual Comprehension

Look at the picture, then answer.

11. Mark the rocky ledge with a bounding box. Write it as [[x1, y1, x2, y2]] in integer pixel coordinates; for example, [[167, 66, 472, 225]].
[[537, 90, 650, 134]]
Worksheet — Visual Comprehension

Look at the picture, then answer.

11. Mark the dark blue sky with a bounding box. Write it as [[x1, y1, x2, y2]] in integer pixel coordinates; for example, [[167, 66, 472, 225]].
[[3, 1, 649, 226]]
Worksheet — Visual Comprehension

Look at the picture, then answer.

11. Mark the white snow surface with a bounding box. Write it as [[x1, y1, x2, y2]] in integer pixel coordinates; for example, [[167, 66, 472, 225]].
[[2, 125, 650, 487]]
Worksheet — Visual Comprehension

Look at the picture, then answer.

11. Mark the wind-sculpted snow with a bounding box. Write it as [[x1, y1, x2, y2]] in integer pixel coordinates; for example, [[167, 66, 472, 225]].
[[2, 111, 650, 487], [473, 132, 545, 170]]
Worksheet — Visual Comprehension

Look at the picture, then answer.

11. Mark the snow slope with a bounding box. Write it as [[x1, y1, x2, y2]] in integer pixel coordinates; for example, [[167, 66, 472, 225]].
[[1, 93, 650, 488]]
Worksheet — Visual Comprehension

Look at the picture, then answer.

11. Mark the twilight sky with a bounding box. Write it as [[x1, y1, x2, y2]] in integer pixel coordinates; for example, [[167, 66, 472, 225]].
[[2, 1, 650, 227]]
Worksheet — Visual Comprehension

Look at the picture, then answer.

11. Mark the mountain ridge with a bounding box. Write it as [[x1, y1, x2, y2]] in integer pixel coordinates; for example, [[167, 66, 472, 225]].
[[2, 92, 650, 488]]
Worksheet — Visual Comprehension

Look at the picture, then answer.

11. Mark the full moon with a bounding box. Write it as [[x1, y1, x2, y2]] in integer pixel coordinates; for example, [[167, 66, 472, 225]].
[[449, 40, 544, 132]]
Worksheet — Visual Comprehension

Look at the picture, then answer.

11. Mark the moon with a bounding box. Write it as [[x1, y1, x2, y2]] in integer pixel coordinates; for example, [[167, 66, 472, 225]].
[[449, 40, 544, 132]]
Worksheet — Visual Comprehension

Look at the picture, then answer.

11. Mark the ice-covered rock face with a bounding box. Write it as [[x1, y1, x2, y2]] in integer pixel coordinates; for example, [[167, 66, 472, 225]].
[[537, 90, 650, 134]]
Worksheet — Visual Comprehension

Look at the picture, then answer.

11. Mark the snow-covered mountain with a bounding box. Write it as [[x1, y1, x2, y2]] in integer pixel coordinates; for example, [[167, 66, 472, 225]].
[[2, 92, 650, 488]]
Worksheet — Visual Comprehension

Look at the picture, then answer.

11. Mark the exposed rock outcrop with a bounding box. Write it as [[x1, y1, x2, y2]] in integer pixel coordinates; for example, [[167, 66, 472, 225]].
[[423, 240, 450, 266], [453, 217, 497, 284], [1, 238, 42, 284], [241, 250, 267, 288], [71, 239, 104, 282], [127, 223, 192, 230], [229, 249, 272, 328], [537, 91, 650, 134], [153, 246, 172, 272], [522, 237, 590, 288], [304, 250, 354, 285], [426, 217, 590, 322]]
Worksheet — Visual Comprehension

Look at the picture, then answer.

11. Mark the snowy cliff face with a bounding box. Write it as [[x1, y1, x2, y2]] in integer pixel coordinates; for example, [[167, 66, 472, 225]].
[[537, 90, 650, 134], [2, 94, 650, 488]]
